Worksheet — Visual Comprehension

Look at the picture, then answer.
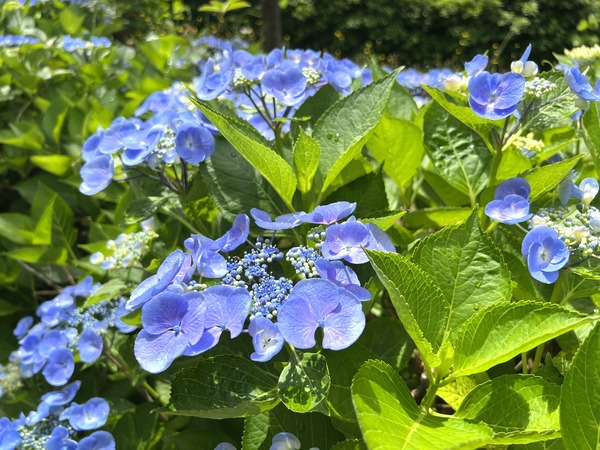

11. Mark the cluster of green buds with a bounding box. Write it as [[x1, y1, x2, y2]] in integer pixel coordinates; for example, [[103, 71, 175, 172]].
[[523, 77, 557, 98], [89, 219, 157, 270], [512, 132, 545, 158], [565, 44, 600, 66]]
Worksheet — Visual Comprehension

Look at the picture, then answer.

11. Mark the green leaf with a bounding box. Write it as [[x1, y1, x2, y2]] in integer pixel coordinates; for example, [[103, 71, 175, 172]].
[[159, 355, 279, 419], [330, 439, 367, 450], [325, 169, 389, 216], [83, 279, 131, 308], [123, 196, 170, 225], [411, 210, 511, 333], [560, 323, 600, 450], [362, 210, 406, 231], [30, 155, 72, 176], [293, 128, 321, 194], [59, 6, 85, 34], [313, 71, 396, 193], [119, 309, 141, 328], [41, 97, 69, 143], [324, 345, 377, 422], [242, 403, 344, 450], [0, 213, 35, 244], [422, 86, 495, 149], [366, 249, 449, 369], [356, 318, 414, 371], [367, 116, 424, 188], [452, 301, 594, 378], [524, 155, 584, 200], [291, 84, 341, 137], [194, 100, 297, 208], [582, 101, 600, 176], [402, 207, 472, 229], [455, 374, 561, 444], [423, 102, 492, 201], [278, 351, 330, 414], [113, 403, 158, 450], [200, 138, 287, 221], [352, 360, 493, 449], [139, 35, 187, 71], [385, 82, 418, 120], [437, 373, 489, 411], [0, 121, 45, 150]]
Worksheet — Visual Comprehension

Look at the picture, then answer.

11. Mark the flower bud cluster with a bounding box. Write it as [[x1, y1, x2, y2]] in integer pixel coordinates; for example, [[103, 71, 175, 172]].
[[565, 44, 600, 66], [286, 246, 321, 278], [512, 132, 545, 158], [90, 219, 157, 270], [524, 77, 557, 98]]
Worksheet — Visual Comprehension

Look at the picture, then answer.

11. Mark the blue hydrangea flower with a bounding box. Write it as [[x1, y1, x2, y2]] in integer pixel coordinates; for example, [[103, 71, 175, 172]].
[[320, 218, 396, 264], [468, 71, 525, 120], [300, 201, 356, 225], [174, 123, 215, 164], [250, 208, 306, 230], [261, 68, 308, 106], [184, 286, 251, 356], [127, 250, 192, 310], [465, 54, 488, 77], [60, 397, 110, 430], [78, 329, 103, 363], [522, 226, 570, 283], [41, 381, 81, 407], [315, 259, 371, 301], [134, 291, 207, 373], [511, 44, 538, 77], [77, 431, 115, 450], [195, 59, 234, 100], [570, 177, 599, 206], [248, 317, 284, 362], [42, 348, 74, 386], [564, 66, 600, 102], [485, 178, 533, 224], [271, 432, 301, 450], [79, 155, 114, 196], [277, 278, 365, 350], [0, 417, 21, 450], [46, 426, 78, 450]]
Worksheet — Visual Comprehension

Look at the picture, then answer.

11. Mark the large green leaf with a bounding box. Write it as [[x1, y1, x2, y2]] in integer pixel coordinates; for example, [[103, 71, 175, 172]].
[[411, 210, 511, 333], [423, 102, 492, 201], [451, 301, 594, 378], [524, 155, 584, 200], [293, 128, 321, 194], [199, 138, 287, 220], [560, 323, 600, 450], [366, 116, 424, 188], [422, 86, 495, 149], [455, 375, 561, 444], [194, 101, 297, 208], [352, 360, 493, 450], [159, 355, 279, 419], [366, 249, 449, 369], [356, 317, 414, 371], [324, 345, 377, 422], [582, 102, 600, 176], [277, 351, 330, 414], [313, 71, 396, 193], [242, 403, 344, 450]]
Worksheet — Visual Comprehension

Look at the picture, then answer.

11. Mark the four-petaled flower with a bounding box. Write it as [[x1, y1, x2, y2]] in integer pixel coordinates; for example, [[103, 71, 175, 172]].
[[522, 226, 569, 284], [468, 71, 525, 120]]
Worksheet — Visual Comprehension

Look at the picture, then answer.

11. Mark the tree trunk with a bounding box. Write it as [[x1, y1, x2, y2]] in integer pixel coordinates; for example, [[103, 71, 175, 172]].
[[261, 0, 282, 52]]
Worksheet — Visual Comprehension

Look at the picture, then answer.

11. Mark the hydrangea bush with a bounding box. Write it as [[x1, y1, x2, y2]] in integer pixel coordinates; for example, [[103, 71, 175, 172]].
[[1, 3, 600, 449]]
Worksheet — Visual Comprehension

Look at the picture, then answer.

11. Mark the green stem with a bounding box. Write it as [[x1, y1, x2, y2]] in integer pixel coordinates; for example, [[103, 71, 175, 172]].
[[521, 352, 528, 374], [420, 382, 439, 410], [531, 343, 545, 374], [549, 271, 565, 304]]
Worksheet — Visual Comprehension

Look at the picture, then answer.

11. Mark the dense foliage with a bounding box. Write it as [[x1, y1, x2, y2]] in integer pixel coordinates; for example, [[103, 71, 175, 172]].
[[1, 1, 600, 449]]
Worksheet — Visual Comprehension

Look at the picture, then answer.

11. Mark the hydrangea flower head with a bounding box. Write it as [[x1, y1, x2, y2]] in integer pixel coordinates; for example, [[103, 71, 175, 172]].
[[134, 291, 207, 373], [248, 316, 284, 362], [564, 66, 600, 102], [277, 278, 365, 350], [468, 71, 525, 120], [485, 177, 533, 224], [522, 226, 569, 283]]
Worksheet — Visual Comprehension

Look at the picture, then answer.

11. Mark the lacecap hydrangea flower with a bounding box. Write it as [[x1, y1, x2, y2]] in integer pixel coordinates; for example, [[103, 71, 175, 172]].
[[485, 177, 533, 224]]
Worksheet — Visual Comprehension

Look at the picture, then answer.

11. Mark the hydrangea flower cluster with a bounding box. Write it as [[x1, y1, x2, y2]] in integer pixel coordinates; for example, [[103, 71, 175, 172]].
[[126, 201, 396, 372], [511, 132, 545, 158], [487, 176, 600, 283], [0, 35, 40, 48], [89, 219, 157, 270], [0, 381, 113, 450], [194, 47, 363, 140], [1, 277, 133, 392], [564, 44, 600, 66], [58, 35, 111, 52], [523, 77, 558, 98]]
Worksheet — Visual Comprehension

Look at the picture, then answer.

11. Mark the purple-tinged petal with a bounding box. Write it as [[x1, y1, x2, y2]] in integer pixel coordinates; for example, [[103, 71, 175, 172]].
[[42, 348, 74, 386], [78, 329, 103, 363], [302, 202, 357, 225], [134, 329, 188, 373], [250, 208, 305, 230]]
